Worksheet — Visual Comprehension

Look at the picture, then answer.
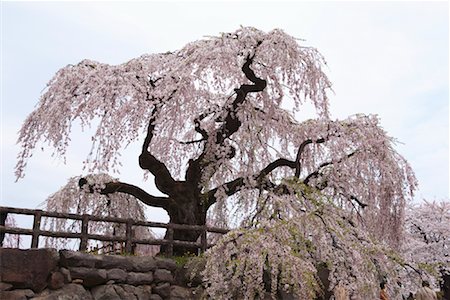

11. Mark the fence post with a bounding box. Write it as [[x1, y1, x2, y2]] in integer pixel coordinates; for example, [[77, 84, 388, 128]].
[[79, 214, 89, 251], [167, 224, 174, 256], [200, 226, 207, 253], [31, 210, 42, 248], [125, 218, 133, 254]]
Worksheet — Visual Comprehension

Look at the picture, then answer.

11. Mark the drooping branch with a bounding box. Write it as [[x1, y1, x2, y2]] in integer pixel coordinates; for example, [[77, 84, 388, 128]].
[[78, 178, 171, 209]]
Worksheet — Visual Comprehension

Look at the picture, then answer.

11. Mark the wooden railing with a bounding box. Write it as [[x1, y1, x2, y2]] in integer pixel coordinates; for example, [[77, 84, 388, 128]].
[[0, 206, 228, 256]]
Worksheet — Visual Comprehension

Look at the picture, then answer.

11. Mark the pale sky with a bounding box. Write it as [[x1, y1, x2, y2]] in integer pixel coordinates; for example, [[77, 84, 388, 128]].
[[1, 1, 448, 227]]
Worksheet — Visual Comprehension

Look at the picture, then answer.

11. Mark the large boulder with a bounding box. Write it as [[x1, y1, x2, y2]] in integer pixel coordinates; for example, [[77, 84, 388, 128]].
[[0, 248, 58, 292]]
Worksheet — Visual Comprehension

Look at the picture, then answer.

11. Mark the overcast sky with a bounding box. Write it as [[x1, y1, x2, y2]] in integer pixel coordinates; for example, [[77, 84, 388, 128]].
[[1, 1, 448, 226]]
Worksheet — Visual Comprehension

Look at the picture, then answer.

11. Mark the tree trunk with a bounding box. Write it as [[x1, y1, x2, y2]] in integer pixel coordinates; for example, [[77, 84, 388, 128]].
[[160, 183, 207, 256]]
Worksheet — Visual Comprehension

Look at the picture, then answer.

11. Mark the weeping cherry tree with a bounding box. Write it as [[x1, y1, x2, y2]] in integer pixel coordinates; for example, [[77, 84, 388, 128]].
[[16, 27, 418, 297]]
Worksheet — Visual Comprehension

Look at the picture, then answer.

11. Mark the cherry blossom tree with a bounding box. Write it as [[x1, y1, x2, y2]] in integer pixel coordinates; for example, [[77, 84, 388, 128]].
[[16, 27, 416, 258], [40, 174, 156, 255], [401, 200, 450, 297]]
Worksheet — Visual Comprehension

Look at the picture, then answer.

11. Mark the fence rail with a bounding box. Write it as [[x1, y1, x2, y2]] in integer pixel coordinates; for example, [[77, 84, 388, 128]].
[[0, 206, 228, 256]]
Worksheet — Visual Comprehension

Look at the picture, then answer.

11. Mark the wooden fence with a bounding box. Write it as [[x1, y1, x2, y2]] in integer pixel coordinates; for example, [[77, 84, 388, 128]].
[[0, 206, 228, 256]]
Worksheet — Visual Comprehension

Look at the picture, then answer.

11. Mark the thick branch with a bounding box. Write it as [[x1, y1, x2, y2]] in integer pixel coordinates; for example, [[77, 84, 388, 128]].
[[79, 178, 171, 209], [186, 52, 267, 186], [139, 104, 176, 194], [215, 54, 267, 144]]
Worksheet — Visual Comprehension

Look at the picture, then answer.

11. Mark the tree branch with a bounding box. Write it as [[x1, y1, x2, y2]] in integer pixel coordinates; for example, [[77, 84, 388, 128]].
[[303, 150, 357, 185], [139, 103, 177, 195], [215, 54, 267, 144], [295, 138, 326, 177], [206, 158, 295, 207], [186, 52, 267, 187], [78, 178, 172, 209]]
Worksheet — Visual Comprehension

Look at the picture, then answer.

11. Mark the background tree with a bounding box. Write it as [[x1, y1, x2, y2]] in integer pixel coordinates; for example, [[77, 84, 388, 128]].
[[401, 200, 450, 297], [16, 27, 417, 255], [40, 174, 156, 255]]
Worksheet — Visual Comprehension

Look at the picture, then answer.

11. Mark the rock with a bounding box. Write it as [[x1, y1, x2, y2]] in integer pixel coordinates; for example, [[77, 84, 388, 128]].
[[0, 282, 13, 291], [0, 248, 58, 293], [170, 285, 193, 300], [155, 258, 177, 271], [69, 267, 108, 287], [153, 282, 170, 298], [33, 283, 93, 300], [0, 289, 34, 300], [142, 285, 153, 297], [91, 285, 121, 300], [48, 271, 65, 290], [149, 294, 163, 300], [59, 267, 72, 283], [120, 284, 150, 300], [107, 268, 127, 283], [91, 284, 151, 300], [154, 269, 173, 283], [126, 272, 154, 285], [96, 255, 133, 271], [114, 284, 138, 300], [59, 250, 102, 268], [130, 256, 158, 272]]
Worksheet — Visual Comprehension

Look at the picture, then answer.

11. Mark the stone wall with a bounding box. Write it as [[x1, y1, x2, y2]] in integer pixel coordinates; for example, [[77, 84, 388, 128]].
[[0, 248, 201, 300]]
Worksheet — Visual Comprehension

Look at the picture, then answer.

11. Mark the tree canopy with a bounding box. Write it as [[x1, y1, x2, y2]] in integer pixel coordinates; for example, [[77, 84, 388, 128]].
[[401, 200, 450, 293], [16, 27, 421, 298]]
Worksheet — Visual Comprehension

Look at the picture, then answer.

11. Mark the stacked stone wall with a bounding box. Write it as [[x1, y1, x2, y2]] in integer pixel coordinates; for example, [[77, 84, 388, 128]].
[[0, 248, 200, 300]]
